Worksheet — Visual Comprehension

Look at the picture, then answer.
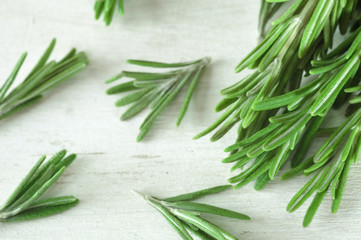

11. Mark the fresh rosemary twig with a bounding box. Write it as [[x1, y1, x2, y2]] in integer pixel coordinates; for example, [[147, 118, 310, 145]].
[[221, 25, 361, 188], [106, 57, 210, 142], [0, 39, 89, 122], [0, 150, 78, 222], [94, 0, 124, 26], [191, 0, 361, 226], [195, 0, 353, 143], [134, 185, 250, 240]]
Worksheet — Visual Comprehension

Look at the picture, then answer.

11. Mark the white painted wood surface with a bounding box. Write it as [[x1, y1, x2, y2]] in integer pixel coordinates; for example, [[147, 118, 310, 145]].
[[0, 1, 360, 239]]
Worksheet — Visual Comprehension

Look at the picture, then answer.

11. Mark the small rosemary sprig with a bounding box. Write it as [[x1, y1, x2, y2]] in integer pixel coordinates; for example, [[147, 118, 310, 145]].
[[106, 57, 210, 142], [94, 0, 124, 26], [0, 150, 78, 222], [0, 39, 89, 122], [133, 185, 250, 240]]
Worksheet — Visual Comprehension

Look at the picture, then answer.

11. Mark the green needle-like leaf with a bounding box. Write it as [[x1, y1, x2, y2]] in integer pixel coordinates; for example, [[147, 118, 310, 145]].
[[302, 189, 328, 227], [177, 66, 206, 126], [0, 52, 27, 102], [163, 185, 232, 203], [165, 201, 251, 220]]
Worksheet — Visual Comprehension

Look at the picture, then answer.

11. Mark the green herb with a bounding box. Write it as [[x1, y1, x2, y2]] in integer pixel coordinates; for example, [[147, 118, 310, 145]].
[[0, 150, 78, 222], [94, 0, 124, 26], [0, 39, 89, 122], [194, 0, 359, 189], [194, 0, 354, 143], [193, 0, 361, 226], [286, 107, 361, 227], [221, 25, 361, 219], [133, 185, 250, 240], [106, 57, 210, 142]]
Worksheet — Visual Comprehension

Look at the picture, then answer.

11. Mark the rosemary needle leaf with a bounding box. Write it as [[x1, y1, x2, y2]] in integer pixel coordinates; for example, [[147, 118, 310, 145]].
[[0, 52, 27, 102], [127, 59, 203, 68], [291, 116, 325, 167], [107, 57, 210, 141], [1, 197, 79, 223], [165, 202, 251, 221], [106, 81, 136, 95], [27, 38, 56, 79], [254, 171, 271, 191], [115, 88, 153, 107], [332, 157, 352, 213], [302, 189, 328, 227], [177, 66, 205, 126], [28, 196, 78, 209], [0, 150, 79, 222], [162, 185, 232, 203]]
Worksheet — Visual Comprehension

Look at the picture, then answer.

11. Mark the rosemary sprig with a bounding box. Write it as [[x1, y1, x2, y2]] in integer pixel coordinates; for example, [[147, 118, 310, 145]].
[[94, 0, 124, 26], [194, 0, 354, 144], [134, 185, 250, 240], [106, 57, 210, 142], [0, 39, 89, 122], [0, 150, 78, 222], [222, 27, 361, 191]]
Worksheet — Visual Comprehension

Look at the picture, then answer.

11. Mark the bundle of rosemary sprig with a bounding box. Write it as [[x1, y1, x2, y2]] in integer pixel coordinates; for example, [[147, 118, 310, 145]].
[[94, 0, 124, 25], [0, 150, 78, 222], [106, 57, 210, 142], [194, 0, 361, 226], [0, 39, 89, 122], [134, 185, 250, 240]]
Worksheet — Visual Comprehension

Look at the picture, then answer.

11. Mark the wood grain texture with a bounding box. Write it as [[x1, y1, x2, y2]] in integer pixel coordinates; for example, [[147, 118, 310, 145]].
[[0, 0, 360, 239]]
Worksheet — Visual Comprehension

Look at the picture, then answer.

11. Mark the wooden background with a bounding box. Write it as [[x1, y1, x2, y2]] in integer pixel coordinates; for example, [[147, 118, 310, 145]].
[[0, 1, 360, 239]]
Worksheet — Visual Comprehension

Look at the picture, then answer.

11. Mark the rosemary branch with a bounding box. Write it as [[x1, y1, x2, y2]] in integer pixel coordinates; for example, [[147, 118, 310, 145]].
[[106, 57, 210, 142], [0, 39, 89, 121], [0, 150, 78, 222]]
